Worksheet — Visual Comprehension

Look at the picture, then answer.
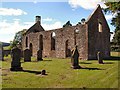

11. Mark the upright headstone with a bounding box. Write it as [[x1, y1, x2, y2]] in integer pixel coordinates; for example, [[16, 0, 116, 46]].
[[0, 43, 3, 61], [97, 51, 104, 64], [71, 46, 81, 69], [37, 49, 43, 61], [10, 47, 23, 71], [24, 49, 31, 62]]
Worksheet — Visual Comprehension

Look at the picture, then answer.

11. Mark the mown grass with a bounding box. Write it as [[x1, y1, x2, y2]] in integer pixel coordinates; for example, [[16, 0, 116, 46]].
[[3, 46, 11, 50], [111, 52, 120, 57], [1, 52, 119, 88]]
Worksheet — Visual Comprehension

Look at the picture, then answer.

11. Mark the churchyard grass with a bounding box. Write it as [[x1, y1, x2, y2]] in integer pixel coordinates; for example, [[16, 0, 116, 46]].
[[3, 46, 11, 50], [1, 52, 119, 88]]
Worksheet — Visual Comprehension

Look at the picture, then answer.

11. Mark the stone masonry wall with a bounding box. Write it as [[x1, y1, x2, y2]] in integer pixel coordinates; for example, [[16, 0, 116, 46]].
[[22, 5, 110, 60], [22, 25, 88, 60], [87, 6, 110, 59], [75, 24, 88, 60]]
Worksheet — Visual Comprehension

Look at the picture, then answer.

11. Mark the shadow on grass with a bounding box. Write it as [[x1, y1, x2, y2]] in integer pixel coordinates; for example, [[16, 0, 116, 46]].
[[88, 56, 120, 61], [21, 60, 52, 63], [104, 56, 120, 61], [22, 70, 41, 74], [79, 67, 104, 70], [42, 60, 52, 61], [80, 62, 92, 64], [103, 62, 114, 64]]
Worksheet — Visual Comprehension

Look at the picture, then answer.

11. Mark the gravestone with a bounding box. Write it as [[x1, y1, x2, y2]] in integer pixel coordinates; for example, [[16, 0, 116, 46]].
[[10, 47, 23, 71], [71, 46, 81, 69], [97, 51, 104, 64], [37, 49, 43, 61], [24, 49, 31, 62], [0, 43, 3, 61]]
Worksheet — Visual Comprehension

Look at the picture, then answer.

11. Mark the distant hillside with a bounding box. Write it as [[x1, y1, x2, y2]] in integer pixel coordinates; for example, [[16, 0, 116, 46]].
[[0, 42, 10, 47]]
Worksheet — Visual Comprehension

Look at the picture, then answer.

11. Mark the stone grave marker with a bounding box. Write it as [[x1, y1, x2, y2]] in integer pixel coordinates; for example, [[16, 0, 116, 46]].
[[0, 43, 3, 61], [37, 49, 43, 61], [97, 51, 104, 64], [71, 46, 81, 69], [10, 47, 23, 71], [24, 49, 31, 62]]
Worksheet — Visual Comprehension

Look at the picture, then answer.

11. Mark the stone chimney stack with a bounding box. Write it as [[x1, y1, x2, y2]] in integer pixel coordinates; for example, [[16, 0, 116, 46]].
[[35, 16, 41, 24]]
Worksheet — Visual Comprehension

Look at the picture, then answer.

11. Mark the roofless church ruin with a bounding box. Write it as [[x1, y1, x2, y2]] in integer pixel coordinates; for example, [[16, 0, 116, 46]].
[[22, 5, 110, 60]]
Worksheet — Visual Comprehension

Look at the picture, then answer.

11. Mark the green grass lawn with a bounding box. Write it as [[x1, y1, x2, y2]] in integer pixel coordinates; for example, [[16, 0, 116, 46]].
[[1, 52, 119, 88]]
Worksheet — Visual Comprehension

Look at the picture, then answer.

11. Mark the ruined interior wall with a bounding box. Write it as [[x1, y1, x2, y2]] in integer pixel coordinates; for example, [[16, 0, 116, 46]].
[[87, 7, 110, 59], [22, 25, 88, 59], [55, 27, 75, 58], [22, 32, 39, 57], [75, 24, 88, 60], [23, 30, 57, 58], [42, 31, 54, 57]]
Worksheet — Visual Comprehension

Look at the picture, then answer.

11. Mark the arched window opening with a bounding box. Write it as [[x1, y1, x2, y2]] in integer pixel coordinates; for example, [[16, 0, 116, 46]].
[[65, 40, 71, 57], [98, 22, 102, 32], [30, 43, 33, 56], [51, 32, 56, 50], [75, 28, 79, 34], [26, 37, 28, 47], [39, 34, 43, 50]]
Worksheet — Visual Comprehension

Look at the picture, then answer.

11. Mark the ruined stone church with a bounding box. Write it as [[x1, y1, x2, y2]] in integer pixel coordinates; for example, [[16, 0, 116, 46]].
[[22, 5, 110, 60]]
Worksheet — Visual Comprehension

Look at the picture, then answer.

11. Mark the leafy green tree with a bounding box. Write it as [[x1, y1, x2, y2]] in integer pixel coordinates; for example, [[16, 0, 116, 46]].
[[103, 1, 120, 51], [10, 29, 27, 49]]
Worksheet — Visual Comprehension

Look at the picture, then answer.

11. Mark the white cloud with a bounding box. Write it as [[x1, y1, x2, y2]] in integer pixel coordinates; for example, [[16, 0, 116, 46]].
[[0, 19, 33, 42], [105, 14, 113, 20], [110, 32, 114, 41], [0, 18, 63, 42], [43, 17, 53, 22], [42, 21, 63, 30], [68, 0, 107, 10], [0, 8, 27, 16], [23, 22, 34, 25]]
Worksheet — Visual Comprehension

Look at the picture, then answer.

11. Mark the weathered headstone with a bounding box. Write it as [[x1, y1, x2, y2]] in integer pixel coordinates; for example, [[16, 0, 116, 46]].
[[97, 51, 104, 64], [0, 43, 3, 61], [10, 47, 23, 71], [24, 49, 31, 62], [71, 46, 81, 69], [37, 49, 43, 61]]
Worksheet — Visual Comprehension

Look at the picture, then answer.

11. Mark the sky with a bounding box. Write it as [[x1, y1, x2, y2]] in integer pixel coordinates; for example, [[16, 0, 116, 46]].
[[0, 0, 116, 43]]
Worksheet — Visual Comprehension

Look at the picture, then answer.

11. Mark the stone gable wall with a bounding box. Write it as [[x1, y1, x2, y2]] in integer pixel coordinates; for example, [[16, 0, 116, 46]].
[[87, 7, 110, 59]]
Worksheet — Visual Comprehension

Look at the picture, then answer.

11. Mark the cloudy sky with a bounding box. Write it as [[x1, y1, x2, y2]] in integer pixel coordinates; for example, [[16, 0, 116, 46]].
[[0, 0, 115, 43]]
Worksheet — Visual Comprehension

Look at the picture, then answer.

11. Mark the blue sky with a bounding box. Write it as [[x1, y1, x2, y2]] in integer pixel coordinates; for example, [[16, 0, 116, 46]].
[[0, 0, 115, 42]]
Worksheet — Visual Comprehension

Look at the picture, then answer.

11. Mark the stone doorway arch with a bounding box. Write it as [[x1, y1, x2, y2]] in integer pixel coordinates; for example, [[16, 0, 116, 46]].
[[65, 40, 71, 57]]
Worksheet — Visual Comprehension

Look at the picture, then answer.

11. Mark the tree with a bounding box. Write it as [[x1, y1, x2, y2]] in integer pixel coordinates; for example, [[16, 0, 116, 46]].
[[10, 29, 27, 49], [103, 1, 120, 51], [63, 21, 72, 27], [81, 18, 86, 24]]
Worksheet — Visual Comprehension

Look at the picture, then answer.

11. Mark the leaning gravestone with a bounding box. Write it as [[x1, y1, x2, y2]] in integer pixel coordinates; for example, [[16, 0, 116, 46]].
[[71, 46, 81, 69], [10, 47, 23, 71], [37, 49, 43, 61], [0, 43, 3, 61], [24, 49, 31, 62], [97, 51, 104, 64]]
